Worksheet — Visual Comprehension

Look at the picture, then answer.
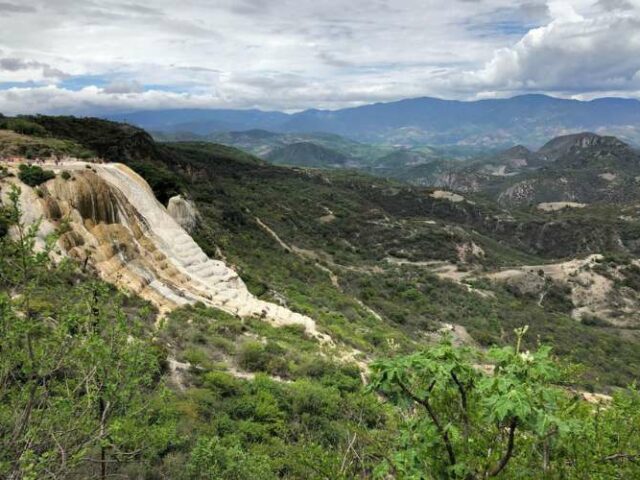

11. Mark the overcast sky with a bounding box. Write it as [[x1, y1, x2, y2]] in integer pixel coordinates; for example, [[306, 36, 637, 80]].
[[0, 0, 639, 114]]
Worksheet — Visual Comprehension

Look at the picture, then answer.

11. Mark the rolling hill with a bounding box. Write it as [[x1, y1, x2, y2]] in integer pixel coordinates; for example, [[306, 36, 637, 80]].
[[265, 142, 351, 168]]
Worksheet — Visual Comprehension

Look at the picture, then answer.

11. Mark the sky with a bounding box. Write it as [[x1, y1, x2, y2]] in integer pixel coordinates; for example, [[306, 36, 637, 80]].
[[0, 0, 639, 114]]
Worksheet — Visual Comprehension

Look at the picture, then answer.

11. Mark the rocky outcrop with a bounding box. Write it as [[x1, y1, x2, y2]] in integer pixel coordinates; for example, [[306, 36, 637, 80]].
[[167, 195, 198, 232], [538, 132, 631, 162], [0, 161, 330, 343], [487, 255, 640, 328]]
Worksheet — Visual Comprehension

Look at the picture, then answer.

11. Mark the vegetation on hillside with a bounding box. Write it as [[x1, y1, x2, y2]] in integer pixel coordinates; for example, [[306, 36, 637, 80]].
[[0, 186, 172, 479], [0, 128, 92, 160], [1, 195, 638, 478], [150, 141, 640, 388], [3, 118, 640, 386], [17, 164, 55, 187], [370, 330, 640, 479], [2, 117, 640, 478]]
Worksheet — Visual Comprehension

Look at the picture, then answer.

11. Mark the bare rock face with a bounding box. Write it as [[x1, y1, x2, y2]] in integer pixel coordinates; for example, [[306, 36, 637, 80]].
[[167, 195, 198, 233], [0, 161, 330, 343]]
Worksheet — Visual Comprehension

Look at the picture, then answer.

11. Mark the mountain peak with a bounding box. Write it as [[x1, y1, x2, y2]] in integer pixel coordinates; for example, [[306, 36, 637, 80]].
[[538, 132, 630, 161], [502, 145, 533, 156]]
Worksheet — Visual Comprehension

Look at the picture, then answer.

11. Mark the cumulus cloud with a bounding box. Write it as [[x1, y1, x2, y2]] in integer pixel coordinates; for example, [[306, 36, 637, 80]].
[[462, 7, 640, 94], [597, 0, 636, 11], [102, 80, 145, 94], [0, 0, 639, 113]]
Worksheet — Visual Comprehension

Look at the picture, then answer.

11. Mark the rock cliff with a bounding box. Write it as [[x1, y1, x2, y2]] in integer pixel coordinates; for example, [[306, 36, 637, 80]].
[[0, 161, 329, 342], [167, 195, 198, 232]]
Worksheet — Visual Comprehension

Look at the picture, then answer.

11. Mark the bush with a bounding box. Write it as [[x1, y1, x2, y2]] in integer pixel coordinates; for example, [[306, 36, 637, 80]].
[[237, 341, 290, 377], [61, 171, 71, 180], [17, 164, 55, 187], [202, 371, 241, 397], [129, 160, 182, 204], [542, 282, 574, 313], [581, 314, 612, 327], [0, 118, 47, 136], [237, 341, 269, 372], [370, 334, 640, 479], [0, 217, 8, 238], [187, 436, 276, 480], [621, 264, 640, 291]]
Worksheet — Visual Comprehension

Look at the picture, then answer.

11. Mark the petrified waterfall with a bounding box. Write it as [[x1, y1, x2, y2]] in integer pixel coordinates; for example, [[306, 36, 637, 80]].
[[1, 162, 326, 341]]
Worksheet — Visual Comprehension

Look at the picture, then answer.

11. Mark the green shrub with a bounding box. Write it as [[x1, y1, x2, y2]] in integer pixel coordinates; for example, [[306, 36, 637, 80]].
[[0, 216, 8, 238], [183, 347, 210, 369], [129, 160, 182, 204], [237, 341, 269, 372], [542, 282, 574, 313], [369, 333, 640, 479], [187, 436, 276, 480], [581, 314, 612, 327], [236, 341, 291, 377], [621, 264, 640, 291], [202, 371, 241, 397], [61, 171, 71, 180], [17, 164, 55, 187], [0, 118, 47, 136]]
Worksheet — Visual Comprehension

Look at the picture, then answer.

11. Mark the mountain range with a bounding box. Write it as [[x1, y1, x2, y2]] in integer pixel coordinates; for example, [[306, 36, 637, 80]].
[[107, 94, 640, 147]]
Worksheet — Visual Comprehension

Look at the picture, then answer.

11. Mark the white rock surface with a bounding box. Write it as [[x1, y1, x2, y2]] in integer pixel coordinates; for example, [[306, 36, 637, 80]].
[[0, 160, 331, 343], [167, 195, 198, 232]]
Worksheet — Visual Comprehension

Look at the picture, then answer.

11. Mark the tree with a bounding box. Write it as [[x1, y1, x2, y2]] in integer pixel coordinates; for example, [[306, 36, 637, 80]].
[[369, 327, 578, 479], [0, 188, 175, 479]]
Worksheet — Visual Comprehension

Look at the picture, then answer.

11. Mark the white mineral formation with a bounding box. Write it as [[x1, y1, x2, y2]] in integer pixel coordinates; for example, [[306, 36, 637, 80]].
[[0, 161, 330, 343], [167, 195, 198, 232]]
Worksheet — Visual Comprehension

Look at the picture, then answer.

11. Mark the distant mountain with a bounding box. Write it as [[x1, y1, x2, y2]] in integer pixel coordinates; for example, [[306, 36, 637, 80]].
[[495, 145, 540, 167], [108, 109, 289, 135], [209, 130, 368, 158], [105, 94, 640, 147], [537, 132, 633, 165], [265, 142, 351, 168], [372, 149, 435, 168]]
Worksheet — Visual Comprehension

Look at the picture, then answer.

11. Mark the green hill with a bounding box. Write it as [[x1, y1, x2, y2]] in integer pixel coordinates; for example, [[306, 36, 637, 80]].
[[265, 141, 351, 167]]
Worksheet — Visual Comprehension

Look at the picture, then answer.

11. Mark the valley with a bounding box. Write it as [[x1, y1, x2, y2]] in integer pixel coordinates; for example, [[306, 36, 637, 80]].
[[2, 116, 640, 478], [5, 1, 640, 476], [4, 116, 640, 386]]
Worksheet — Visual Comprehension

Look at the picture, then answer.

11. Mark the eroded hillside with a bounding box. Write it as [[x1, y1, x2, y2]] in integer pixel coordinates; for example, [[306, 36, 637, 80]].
[[445, 133, 640, 208]]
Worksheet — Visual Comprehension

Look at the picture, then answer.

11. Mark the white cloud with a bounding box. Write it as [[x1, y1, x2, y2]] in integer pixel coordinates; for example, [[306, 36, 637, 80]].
[[102, 80, 144, 94], [462, 5, 640, 94], [0, 57, 70, 82], [0, 0, 639, 113]]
